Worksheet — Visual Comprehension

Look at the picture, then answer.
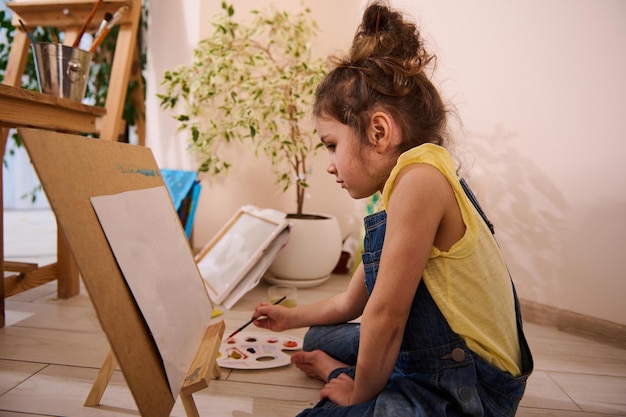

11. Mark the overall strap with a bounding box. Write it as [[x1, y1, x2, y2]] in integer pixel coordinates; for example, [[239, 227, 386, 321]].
[[459, 178, 534, 375], [460, 178, 495, 235]]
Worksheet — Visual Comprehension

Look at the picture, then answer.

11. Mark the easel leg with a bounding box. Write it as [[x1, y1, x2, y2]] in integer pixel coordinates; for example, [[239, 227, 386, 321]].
[[1, 127, 6, 328], [84, 321, 224, 414], [179, 351, 221, 417], [130, 43, 146, 147], [179, 320, 225, 417], [85, 348, 118, 407], [56, 227, 80, 299], [212, 361, 221, 379], [180, 393, 200, 417]]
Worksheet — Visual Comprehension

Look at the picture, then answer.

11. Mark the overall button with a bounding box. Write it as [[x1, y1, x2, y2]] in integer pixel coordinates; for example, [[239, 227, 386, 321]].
[[458, 386, 473, 402], [442, 347, 466, 363], [451, 347, 465, 363]]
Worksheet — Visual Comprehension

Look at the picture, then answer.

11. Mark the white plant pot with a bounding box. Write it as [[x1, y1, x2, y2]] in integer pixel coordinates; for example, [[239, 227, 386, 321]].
[[266, 214, 342, 287]]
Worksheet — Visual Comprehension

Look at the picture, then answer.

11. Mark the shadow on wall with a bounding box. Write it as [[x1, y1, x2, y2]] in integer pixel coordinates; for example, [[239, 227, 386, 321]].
[[465, 123, 568, 302], [558, 198, 626, 320]]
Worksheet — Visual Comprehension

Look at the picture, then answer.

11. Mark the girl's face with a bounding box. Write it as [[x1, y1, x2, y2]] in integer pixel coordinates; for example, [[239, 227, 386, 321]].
[[316, 116, 383, 199]]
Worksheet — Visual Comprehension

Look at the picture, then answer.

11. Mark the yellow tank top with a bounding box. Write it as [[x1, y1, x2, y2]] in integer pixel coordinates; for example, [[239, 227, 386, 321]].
[[382, 144, 522, 376]]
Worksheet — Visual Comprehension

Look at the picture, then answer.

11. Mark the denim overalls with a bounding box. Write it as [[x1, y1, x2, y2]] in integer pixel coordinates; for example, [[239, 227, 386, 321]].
[[297, 210, 533, 417]]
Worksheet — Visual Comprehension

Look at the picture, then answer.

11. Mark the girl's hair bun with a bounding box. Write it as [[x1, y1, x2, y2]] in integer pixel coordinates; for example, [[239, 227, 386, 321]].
[[343, 1, 434, 97], [351, 2, 430, 72]]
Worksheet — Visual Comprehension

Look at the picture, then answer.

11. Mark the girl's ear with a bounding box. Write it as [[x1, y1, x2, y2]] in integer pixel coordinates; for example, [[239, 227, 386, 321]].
[[369, 111, 393, 152]]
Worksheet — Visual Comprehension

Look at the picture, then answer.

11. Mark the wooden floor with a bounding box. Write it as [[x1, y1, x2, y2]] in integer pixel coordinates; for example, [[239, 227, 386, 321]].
[[2, 209, 626, 416]]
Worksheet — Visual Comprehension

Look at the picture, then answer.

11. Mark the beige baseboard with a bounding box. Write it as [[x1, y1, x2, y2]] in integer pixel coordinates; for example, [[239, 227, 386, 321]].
[[520, 299, 626, 350]]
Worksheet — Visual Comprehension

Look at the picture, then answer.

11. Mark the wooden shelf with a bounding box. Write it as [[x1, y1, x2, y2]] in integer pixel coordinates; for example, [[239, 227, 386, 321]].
[[9, 0, 133, 30], [0, 84, 105, 133]]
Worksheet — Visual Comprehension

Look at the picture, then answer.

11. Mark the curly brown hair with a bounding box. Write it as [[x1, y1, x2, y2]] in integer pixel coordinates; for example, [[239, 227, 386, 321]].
[[313, 1, 448, 154]]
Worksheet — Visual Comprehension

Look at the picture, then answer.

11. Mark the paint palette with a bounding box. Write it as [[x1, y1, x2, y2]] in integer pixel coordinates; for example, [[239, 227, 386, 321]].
[[217, 332, 302, 369]]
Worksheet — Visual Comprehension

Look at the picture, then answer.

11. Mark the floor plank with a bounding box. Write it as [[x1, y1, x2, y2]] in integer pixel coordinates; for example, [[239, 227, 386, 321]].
[[3, 209, 626, 416]]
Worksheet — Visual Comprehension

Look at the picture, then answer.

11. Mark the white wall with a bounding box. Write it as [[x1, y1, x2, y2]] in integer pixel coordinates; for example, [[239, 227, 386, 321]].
[[394, 0, 626, 325], [147, 1, 626, 325]]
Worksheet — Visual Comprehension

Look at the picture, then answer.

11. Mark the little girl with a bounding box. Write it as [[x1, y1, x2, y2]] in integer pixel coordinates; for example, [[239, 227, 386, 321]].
[[253, 2, 533, 415]]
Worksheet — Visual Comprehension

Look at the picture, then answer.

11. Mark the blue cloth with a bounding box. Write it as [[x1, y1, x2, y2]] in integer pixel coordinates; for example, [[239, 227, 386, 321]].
[[160, 169, 201, 238], [161, 169, 197, 209], [296, 210, 533, 417]]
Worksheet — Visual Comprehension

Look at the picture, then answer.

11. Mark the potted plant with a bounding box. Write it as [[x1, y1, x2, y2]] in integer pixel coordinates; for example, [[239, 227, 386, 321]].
[[158, 2, 342, 286]]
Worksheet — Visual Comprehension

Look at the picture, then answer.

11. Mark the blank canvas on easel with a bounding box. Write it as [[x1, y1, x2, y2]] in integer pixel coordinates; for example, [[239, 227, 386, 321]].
[[91, 186, 212, 395]]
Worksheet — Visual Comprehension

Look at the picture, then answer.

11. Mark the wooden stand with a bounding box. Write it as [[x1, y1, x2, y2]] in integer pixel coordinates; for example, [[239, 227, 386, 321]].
[[85, 321, 225, 417], [1, 0, 144, 327], [20, 128, 219, 416]]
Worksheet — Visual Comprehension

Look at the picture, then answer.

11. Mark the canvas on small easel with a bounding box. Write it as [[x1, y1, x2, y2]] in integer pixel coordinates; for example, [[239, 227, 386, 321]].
[[20, 128, 223, 417], [90, 186, 213, 395]]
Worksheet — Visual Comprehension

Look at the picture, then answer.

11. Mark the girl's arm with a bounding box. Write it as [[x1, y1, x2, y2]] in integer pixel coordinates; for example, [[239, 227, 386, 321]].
[[253, 262, 369, 331], [350, 164, 460, 404]]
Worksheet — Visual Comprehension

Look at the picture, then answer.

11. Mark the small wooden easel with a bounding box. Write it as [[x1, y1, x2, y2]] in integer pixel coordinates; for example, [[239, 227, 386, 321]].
[[85, 320, 225, 417], [20, 128, 224, 416]]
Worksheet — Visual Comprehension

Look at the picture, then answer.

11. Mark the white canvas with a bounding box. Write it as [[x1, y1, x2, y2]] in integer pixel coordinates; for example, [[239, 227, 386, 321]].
[[90, 186, 213, 396], [195, 206, 289, 308]]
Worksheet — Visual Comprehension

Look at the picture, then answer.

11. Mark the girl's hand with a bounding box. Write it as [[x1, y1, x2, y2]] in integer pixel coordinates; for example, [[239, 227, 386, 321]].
[[320, 373, 355, 406], [252, 303, 291, 331]]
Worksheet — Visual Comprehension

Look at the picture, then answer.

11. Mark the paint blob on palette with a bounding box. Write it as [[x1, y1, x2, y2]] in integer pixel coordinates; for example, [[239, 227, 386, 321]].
[[217, 332, 302, 369]]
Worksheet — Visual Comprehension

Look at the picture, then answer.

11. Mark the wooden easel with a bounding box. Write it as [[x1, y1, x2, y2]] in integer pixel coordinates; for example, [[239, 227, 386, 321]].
[[20, 128, 224, 416], [85, 321, 225, 417], [1, 0, 144, 327]]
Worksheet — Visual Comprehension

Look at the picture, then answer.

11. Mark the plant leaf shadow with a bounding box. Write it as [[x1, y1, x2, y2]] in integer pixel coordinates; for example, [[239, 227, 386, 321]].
[[465, 123, 569, 301]]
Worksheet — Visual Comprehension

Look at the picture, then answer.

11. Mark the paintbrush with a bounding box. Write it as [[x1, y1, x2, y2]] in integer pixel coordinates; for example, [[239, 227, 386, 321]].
[[89, 5, 129, 53], [72, 0, 103, 47], [93, 12, 113, 40], [18, 20, 36, 44], [227, 295, 286, 339]]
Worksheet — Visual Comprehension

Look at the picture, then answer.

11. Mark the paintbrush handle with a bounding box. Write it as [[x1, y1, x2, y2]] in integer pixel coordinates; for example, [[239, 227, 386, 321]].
[[18, 20, 36, 44], [227, 318, 256, 339], [89, 27, 110, 52], [227, 295, 287, 339], [89, 6, 128, 53], [72, 0, 103, 48]]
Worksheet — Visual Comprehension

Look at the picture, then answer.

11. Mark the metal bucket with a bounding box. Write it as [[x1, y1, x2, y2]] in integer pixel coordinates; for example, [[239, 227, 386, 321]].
[[31, 43, 92, 102]]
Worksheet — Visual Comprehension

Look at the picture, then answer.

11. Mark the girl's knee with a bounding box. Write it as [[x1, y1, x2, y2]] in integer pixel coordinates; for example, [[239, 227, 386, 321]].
[[302, 324, 360, 365], [303, 325, 330, 351]]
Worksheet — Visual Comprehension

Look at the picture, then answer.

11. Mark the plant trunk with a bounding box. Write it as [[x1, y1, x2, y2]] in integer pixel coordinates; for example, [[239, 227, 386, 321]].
[[296, 183, 304, 215]]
